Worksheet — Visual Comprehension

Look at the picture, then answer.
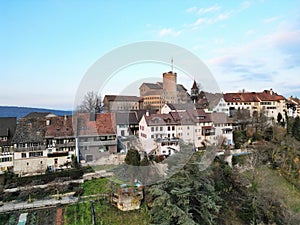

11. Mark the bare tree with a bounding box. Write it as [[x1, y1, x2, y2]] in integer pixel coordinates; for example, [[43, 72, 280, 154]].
[[77, 91, 102, 113]]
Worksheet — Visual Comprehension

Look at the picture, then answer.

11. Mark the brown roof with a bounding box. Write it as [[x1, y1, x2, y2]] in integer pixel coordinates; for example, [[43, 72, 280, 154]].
[[211, 112, 233, 124], [104, 95, 140, 102], [197, 92, 224, 109], [144, 113, 177, 126], [23, 112, 56, 118], [256, 90, 286, 101], [140, 83, 162, 90], [187, 109, 212, 123], [224, 89, 285, 103], [45, 116, 74, 138], [169, 111, 194, 125], [75, 113, 116, 136], [166, 103, 195, 111]]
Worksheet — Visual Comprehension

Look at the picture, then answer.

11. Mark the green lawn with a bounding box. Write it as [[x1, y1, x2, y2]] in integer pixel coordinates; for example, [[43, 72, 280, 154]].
[[82, 178, 111, 196]]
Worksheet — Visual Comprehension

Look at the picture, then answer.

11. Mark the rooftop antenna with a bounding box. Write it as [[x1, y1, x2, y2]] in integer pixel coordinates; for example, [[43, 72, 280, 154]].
[[171, 57, 174, 72]]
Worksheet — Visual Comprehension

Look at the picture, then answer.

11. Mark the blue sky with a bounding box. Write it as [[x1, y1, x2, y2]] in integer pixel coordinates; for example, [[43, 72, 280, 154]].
[[1, 0, 300, 109]]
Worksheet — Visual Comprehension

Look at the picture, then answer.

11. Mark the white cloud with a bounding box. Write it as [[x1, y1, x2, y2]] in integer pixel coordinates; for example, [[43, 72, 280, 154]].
[[240, 1, 251, 10], [197, 5, 220, 15], [245, 29, 255, 35], [263, 16, 280, 23], [193, 18, 205, 26], [186, 6, 197, 13], [159, 28, 182, 37]]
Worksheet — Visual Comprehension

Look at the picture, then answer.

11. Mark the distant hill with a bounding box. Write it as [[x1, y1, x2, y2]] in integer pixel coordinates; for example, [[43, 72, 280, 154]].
[[0, 106, 72, 119]]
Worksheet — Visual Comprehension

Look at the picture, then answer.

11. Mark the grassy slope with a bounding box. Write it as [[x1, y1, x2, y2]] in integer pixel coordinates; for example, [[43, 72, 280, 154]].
[[254, 166, 300, 214]]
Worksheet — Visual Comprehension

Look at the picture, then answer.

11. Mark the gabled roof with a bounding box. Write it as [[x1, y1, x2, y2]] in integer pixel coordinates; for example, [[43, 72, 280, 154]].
[[144, 113, 177, 126], [256, 90, 285, 101], [140, 83, 162, 90], [191, 80, 198, 90], [224, 92, 261, 102], [23, 112, 57, 119], [116, 112, 138, 125], [224, 89, 285, 103], [135, 109, 157, 121], [75, 113, 116, 136], [166, 103, 195, 111], [197, 92, 224, 109], [45, 116, 74, 138], [288, 96, 300, 105], [12, 117, 47, 144], [211, 112, 233, 124], [104, 95, 140, 102], [176, 84, 187, 92], [0, 117, 16, 137], [187, 109, 212, 123], [169, 111, 194, 125]]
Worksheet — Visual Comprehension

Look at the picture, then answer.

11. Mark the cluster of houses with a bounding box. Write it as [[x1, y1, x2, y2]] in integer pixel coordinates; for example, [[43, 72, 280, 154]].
[[1, 71, 299, 176]]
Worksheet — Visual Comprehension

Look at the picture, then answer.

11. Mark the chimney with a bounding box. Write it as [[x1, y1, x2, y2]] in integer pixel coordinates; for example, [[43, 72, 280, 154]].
[[64, 115, 67, 126], [270, 88, 273, 95], [146, 110, 150, 117], [90, 111, 96, 121]]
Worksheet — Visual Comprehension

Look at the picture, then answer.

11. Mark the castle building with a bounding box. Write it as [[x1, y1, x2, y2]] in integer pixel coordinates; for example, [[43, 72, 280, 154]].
[[139, 71, 190, 110]]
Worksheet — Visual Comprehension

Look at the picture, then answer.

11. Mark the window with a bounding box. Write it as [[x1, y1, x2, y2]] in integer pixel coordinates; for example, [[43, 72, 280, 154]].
[[160, 127, 163, 131], [172, 126, 175, 131], [21, 153, 26, 158], [29, 151, 43, 157], [151, 127, 154, 132]]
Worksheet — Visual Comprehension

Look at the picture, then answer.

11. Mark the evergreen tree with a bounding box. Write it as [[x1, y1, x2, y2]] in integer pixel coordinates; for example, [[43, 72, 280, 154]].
[[292, 116, 300, 141], [277, 112, 283, 124], [140, 152, 150, 166], [125, 149, 140, 166]]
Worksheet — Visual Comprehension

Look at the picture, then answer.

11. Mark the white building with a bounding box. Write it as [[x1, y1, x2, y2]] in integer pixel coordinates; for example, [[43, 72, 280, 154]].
[[211, 112, 234, 146]]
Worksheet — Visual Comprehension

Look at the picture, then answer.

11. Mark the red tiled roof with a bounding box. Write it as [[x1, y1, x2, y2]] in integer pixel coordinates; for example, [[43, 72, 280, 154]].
[[45, 116, 74, 138], [224, 89, 285, 103], [75, 113, 116, 136]]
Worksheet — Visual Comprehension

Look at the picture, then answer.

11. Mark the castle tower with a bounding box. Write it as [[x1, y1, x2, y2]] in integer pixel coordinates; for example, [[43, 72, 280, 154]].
[[163, 71, 177, 104], [191, 80, 199, 103]]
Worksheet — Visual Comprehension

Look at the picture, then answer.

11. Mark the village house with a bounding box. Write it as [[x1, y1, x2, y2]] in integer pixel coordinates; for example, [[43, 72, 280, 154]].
[[0, 117, 16, 153], [45, 115, 76, 171], [103, 95, 141, 112], [187, 109, 215, 147], [160, 103, 195, 114], [74, 112, 118, 164], [139, 112, 178, 154], [116, 111, 139, 137], [211, 112, 234, 146], [12, 112, 53, 175], [287, 96, 300, 118], [224, 89, 286, 119], [196, 92, 230, 116], [0, 117, 15, 173]]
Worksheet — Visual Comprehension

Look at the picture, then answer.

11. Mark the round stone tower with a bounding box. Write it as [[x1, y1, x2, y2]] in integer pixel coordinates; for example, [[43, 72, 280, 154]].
[[163, 71, 177, 104]]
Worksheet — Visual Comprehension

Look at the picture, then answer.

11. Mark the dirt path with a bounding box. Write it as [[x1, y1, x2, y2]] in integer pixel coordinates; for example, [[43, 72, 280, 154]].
[[56, 207, 63, 225]]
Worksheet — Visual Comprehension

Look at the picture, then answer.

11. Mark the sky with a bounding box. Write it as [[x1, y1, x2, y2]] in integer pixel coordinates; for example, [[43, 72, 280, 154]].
[[1, 0, 300, 110]]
